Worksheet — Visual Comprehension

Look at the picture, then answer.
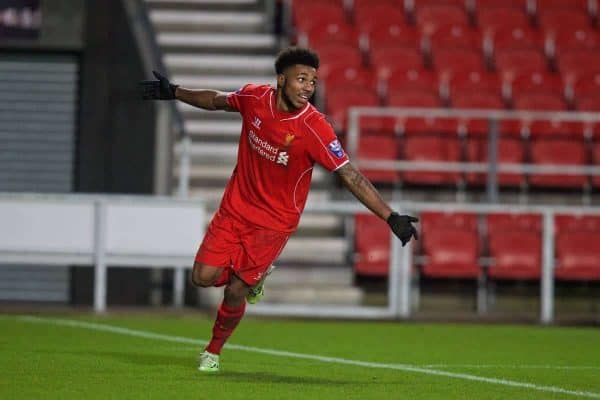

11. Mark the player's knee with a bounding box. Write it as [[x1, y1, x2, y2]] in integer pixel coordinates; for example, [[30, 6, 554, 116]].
[[190, 263, 218, 287]]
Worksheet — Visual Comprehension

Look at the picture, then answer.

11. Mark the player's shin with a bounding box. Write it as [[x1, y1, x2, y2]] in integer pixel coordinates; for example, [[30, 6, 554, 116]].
[[204, 300, 246, 355]]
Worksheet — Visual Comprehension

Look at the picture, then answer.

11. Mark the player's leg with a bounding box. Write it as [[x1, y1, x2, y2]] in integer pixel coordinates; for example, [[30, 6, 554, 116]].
[[190, 262, 225, 287], [200, 274, 250, 372]]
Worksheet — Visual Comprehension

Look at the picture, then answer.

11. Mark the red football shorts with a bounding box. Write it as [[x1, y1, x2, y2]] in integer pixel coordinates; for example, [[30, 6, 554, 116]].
[[195, 209, 290, 286]]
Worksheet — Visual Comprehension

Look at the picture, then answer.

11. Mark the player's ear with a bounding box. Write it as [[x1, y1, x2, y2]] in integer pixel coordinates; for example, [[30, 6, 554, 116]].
[[277, 73, 285, 88]]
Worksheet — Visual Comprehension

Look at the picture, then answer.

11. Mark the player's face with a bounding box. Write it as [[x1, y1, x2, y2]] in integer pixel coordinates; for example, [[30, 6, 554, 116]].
[[279, 64, 317, 110]]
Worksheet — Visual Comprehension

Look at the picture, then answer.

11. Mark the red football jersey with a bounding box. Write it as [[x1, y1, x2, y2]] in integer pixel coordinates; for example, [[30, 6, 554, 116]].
[[221, 84, 350, 232]]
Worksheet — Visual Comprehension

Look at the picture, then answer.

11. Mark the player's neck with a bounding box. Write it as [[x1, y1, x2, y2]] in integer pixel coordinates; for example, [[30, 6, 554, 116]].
[[275, 88, 301, 114]]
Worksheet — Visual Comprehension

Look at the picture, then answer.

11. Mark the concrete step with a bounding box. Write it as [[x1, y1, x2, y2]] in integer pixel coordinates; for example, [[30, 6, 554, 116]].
[[257, 286, 364, 305], [197, 284, 363, 307], [165, 54, 274, 74], [150, 10, 265, 32], [174, 141, 237, 161], [158, 32, 276, 52], [278, 237, 349, 264], [178, 104, 243, 120], [147, 0, 257, 4], [266, 265, 354, 286], [185, 119, 242, 138], [174, 74, 275, 91], [146, 0, 259, 11]]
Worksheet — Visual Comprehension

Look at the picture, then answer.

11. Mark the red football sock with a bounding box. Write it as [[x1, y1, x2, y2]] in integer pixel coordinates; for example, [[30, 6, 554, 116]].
[[205, 300, 246, 355]]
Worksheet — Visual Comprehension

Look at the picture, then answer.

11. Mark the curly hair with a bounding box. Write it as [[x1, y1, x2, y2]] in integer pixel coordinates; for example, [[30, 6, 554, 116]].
[[274, 47, 320, 74]]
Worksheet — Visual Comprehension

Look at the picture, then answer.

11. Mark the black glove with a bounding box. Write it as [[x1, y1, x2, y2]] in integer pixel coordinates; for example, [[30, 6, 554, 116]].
[[139, 70, 178, 100], [387, 212, 419, 247]]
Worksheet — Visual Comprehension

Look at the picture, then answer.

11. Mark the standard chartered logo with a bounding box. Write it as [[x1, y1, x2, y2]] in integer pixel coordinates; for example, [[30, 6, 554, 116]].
[[248, 130, 290, 166]]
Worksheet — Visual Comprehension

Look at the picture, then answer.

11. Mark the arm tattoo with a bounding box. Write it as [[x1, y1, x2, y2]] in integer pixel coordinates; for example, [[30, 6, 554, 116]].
[[336, 163, 391, 220], [339, 164, 376, 195]]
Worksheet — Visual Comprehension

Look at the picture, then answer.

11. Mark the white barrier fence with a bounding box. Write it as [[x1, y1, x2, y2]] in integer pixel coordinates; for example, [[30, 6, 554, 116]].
[[0, 193, 206, 312], [1, 193, 599, 323]]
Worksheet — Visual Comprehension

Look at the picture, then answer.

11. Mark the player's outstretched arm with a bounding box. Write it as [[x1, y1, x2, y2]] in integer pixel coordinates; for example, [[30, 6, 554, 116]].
[[139, 71, 235, 111], [336, 162, 418, 246]]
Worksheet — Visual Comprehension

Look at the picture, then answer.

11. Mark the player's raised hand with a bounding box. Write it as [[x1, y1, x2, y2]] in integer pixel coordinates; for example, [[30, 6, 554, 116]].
[[139, 70, 178, 100], [387, 212, 419, 247]]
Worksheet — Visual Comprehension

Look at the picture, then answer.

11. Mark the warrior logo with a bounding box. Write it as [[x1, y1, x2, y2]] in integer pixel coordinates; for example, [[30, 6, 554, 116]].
[[252, 116, 262, 129]]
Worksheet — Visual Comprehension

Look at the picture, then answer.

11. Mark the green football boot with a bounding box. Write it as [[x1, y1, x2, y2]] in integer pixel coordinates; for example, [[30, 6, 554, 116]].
[[246, 265, 276, 305], [198, 351, 220, 372]]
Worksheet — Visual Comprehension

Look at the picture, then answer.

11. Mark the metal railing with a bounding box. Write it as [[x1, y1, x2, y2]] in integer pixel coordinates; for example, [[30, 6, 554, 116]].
[[123, 0, 187, 196], [347, 107, 600, 203]]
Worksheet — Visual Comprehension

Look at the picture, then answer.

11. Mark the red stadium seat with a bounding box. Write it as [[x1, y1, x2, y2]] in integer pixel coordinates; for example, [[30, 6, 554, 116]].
[[488, 232, 542, 280], [465, 134, 525, 187], [410, 0, 467, 8], [402, 133, 463, 185], [451, 91, 504, 109], [370, 46, 424, 79], [420, 212, 480, 279], [317, 45, 364, 80], [293, 3, 347, 33], [454, 91, 521, 187], [593, 141, 600, 187], [304, 22, 359, 48], [571, 71, 600, 99], [577, 95, 600, 111], [512, 92, 567, 111], [324, 66, 378, 93], [495, 49, 548, 82], [447, 69, 502, 97], [416, 5, 469, 35], [477, 7, 529, 36], [354, 214, 392, 276], [355, 4, 406, 35], [557, 50, 600, 82], [422, 211, 479, 231], [554, 215, 600, 278], [433, 48, 486, 80], [357, 134, 401, 184], [488, 212, 542, 231], [539, 9, 591, 36], [527, 120, 584, 139], [555, 214, 600, 232], [386, 68, 438, 93], [388, 89, 442, 107], [529, 137, 588, 189], [486, 212, 544, 280], [548, 27, 600, 59], [475, 0, 528, 10], [365, 22, 420, 50], [533, 0, 591, 13], [509, 71, 564, 99], [327, 88, 380, 131], [428, 24, 482, 53], [555, 232, 600, 281], [486, 26, 543, 60]]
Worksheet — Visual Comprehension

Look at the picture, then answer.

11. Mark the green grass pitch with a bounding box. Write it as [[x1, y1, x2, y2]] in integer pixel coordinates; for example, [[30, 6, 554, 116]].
[[0, 313, 599, 399]]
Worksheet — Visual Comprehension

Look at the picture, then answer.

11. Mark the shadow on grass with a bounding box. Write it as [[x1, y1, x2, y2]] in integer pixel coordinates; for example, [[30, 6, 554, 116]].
[[46, 350, 375, 386], [210, 371, 360, 386]]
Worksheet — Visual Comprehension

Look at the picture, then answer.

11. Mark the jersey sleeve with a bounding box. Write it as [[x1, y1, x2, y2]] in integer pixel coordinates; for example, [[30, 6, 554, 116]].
[[305, 113, 350, 172], [226, 84, 263, 114]]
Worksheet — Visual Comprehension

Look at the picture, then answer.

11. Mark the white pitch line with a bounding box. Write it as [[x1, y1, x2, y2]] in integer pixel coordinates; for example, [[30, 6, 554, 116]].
[[423, 364, 600, 371], [16, 316, 600, 399]]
